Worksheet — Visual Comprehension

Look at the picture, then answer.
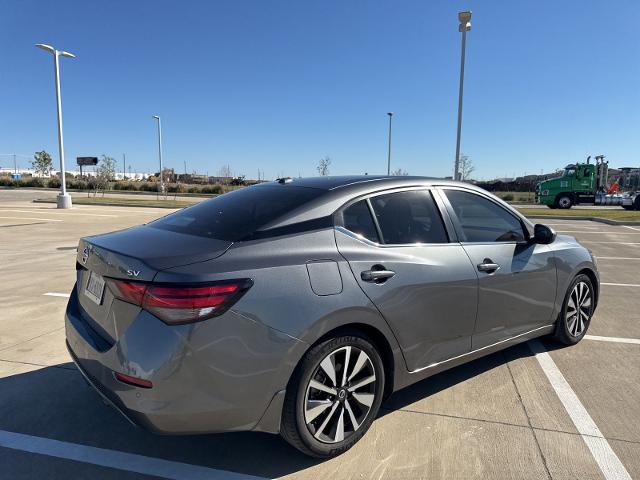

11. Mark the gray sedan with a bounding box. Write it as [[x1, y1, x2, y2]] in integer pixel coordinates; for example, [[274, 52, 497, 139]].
[[65, 176, 598, 458]]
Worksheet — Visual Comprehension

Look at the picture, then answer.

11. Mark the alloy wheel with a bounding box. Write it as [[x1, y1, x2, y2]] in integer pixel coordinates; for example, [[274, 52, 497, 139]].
[[566, 281, 592, 337], [303, 346, 377, 444]]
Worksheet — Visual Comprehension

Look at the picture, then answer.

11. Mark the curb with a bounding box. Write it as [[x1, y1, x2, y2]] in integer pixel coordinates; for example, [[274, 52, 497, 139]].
[[525, 215, 640, 226]]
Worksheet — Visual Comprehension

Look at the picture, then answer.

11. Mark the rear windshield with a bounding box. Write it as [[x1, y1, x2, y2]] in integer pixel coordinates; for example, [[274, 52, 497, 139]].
[[149, 185, 324, 241]]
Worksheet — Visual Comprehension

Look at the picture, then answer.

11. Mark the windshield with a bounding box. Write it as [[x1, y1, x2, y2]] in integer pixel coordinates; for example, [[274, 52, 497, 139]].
[[149, 185, 325, 241]]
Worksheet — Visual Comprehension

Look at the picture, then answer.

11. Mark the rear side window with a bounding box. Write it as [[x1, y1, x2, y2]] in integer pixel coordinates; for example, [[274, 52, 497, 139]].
[[342, 200, 379, 243], [370, 190, 448, 244], [443, 189, 525, 242], [149, 185, 324, 241]]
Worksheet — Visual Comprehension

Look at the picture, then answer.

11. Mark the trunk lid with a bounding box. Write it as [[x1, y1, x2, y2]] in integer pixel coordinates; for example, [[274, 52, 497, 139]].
[[75, 225, 233, 343]]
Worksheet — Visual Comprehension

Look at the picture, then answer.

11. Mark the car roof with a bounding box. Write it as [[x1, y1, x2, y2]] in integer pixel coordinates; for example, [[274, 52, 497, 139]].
[[257, 175, 532, 231], [263, 175, 455, 191]]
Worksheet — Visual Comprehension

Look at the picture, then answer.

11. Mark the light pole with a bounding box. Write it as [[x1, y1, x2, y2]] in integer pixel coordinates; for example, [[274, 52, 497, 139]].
[[36, 43, 75, 208], [454, 11, 472, 182], [152, 116, 164, 194], [387, 112, 393, 175]]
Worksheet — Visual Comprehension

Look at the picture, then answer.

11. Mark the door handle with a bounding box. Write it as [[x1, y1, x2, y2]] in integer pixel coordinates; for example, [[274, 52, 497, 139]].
[[361, 269, 396, 283], [477, 259, 500, 273]]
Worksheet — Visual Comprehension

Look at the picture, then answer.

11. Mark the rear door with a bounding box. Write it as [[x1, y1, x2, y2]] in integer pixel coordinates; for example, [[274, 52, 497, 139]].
[[334, 188, 478, 372], [438, 188, 556, 349]]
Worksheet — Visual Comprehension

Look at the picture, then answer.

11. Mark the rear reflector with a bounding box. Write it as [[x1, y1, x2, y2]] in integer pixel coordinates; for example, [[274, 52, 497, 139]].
[[108, 278, 252, 325], [114, 372, 153, 389]]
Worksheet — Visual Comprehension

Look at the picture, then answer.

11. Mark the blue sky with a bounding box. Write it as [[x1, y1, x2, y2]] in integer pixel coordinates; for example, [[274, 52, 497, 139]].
[[1, 1, 638, 180]]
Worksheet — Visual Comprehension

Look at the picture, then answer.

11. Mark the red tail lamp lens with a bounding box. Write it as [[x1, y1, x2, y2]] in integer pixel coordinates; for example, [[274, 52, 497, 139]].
[[114, 372, 153, 389], [109, 279, 252, 325]]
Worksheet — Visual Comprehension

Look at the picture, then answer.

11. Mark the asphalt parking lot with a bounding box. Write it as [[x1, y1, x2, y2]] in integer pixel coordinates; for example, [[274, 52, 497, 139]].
[[1, 189, 639, 480]]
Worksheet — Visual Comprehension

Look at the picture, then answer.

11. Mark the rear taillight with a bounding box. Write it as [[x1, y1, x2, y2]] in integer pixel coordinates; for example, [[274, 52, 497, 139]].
[[109, 279, 252, 325]]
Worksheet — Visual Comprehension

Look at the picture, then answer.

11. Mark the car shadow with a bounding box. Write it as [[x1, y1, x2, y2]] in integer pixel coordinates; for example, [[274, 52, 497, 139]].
[[0, 339, 564, 478]]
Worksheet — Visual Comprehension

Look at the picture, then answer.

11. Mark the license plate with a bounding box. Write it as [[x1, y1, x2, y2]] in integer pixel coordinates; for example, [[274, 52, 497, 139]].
[[84, 271, 105, 305]]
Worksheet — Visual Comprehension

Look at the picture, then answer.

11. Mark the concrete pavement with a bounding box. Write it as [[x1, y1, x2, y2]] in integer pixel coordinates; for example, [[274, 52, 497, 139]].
[[0, 190, 638, 479]]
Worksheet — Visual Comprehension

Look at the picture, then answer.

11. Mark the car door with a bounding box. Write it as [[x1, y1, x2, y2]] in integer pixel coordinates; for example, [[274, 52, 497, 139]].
[[334, 188, 478, 372], [438, 187, 556, 350]]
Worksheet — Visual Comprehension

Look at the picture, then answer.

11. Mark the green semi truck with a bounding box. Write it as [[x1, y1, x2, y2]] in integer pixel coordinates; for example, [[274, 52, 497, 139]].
[[536, 155, 624, 209]]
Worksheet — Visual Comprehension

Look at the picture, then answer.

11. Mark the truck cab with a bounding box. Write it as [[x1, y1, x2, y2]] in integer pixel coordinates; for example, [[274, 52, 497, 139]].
[[536, 157, 613, 209]]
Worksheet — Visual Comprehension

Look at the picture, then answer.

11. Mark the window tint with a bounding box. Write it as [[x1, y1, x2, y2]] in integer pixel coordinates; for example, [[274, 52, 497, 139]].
[[370, 191, 448, 244], [149, 185, 324, 241], [342, 200, 379, 243], [444, 190, 525, 242]]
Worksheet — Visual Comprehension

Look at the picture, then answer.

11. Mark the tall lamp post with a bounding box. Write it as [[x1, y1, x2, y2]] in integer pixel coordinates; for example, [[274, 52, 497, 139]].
[[152, 116, 164, 193], [386, 112, 393, 175], [454, 11, 472, 181], [36, 43, 75, 208]]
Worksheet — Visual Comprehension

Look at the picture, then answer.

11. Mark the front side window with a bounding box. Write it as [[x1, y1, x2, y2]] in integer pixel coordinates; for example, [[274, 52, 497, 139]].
[[369, 190, 448, 245], [443, 189, 525, 243], [342, 200, 379, 243]]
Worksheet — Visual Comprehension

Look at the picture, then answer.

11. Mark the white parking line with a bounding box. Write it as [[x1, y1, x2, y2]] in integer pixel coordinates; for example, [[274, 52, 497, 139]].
[[595, 257, 640, 260], [0, 216, 62, 222], [580, 241, 640, 245], [584, 335, 640, 345], [43, 293, 71, 298], [528, 340, 632, 480], [555, 231, 640, 234], [0, 209, 117, 218], [0, 430, 266, 480], [623, 226, 640, 232], [600, 282, 640, 287]]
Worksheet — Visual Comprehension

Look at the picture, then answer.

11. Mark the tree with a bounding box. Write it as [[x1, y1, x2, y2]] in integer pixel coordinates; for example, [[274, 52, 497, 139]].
[[31, 150, 53, 176], [391, 168, 409, 176], [459, 154, 475, 181], [317, 156, 331, 176], [218, 165, 232, 184], [92, 155, 117, 195]]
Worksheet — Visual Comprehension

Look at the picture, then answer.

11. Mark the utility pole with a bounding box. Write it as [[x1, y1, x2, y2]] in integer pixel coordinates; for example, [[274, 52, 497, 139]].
[[13, 154, 17, 174], [386, 112, 393, 175], [122, 153, 126, 180], [36, 43, 75, 208], [454, 11, 472, 181]]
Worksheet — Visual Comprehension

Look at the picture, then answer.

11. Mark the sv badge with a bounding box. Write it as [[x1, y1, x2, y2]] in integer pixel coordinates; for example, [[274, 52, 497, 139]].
[[127, 270, 141, 277]]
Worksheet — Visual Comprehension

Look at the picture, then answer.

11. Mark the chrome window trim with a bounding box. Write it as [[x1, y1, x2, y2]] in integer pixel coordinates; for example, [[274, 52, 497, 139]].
[[334, 186, 454, 247], [334, 226, 454, 249]]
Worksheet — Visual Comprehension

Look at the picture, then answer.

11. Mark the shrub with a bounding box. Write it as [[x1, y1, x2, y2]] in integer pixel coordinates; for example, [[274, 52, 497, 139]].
[[22, 177, 45, 188], [501, 193, 514, 201], [0, 177, 18, 187], [47, 178, 61, 188], [200, 184, 223, 194]]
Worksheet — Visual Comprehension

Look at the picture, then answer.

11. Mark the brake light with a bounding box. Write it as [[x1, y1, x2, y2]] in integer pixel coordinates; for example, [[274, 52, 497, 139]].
[[108, 279, 252, 325], [114, 372, 153, 389]]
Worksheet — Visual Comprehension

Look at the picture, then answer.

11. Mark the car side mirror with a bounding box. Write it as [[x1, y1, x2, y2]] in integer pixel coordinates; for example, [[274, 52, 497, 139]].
[[533, 224, 556, 244]]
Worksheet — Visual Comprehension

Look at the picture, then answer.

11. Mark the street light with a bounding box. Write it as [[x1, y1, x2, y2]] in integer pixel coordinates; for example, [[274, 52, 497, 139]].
[[454, 11, 472, 181], [152, 115, 164, 194], [387, 112, 393, 175], [36, 43, 75, 208]]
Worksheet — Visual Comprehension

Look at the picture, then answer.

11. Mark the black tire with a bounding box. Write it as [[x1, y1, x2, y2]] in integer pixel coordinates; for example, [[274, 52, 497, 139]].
[[555, 194, 573, 209], [281, 333, 385, 458], [635, 196, 640, 211], [551, 274, 595, 345]]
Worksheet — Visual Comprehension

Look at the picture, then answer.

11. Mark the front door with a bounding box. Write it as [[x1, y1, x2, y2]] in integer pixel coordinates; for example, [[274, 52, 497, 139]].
[[439, 188, 557, 349], [334, 189, 478, 371]]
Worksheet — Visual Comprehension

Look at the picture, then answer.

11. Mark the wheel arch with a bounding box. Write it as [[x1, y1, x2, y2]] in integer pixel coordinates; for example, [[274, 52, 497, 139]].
[[576, 267, 599, 308], [310, 323, 396, 399]]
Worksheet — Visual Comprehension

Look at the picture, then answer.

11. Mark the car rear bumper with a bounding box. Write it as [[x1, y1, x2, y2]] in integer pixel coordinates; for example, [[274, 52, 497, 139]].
[[65, 285, 304, 435]]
